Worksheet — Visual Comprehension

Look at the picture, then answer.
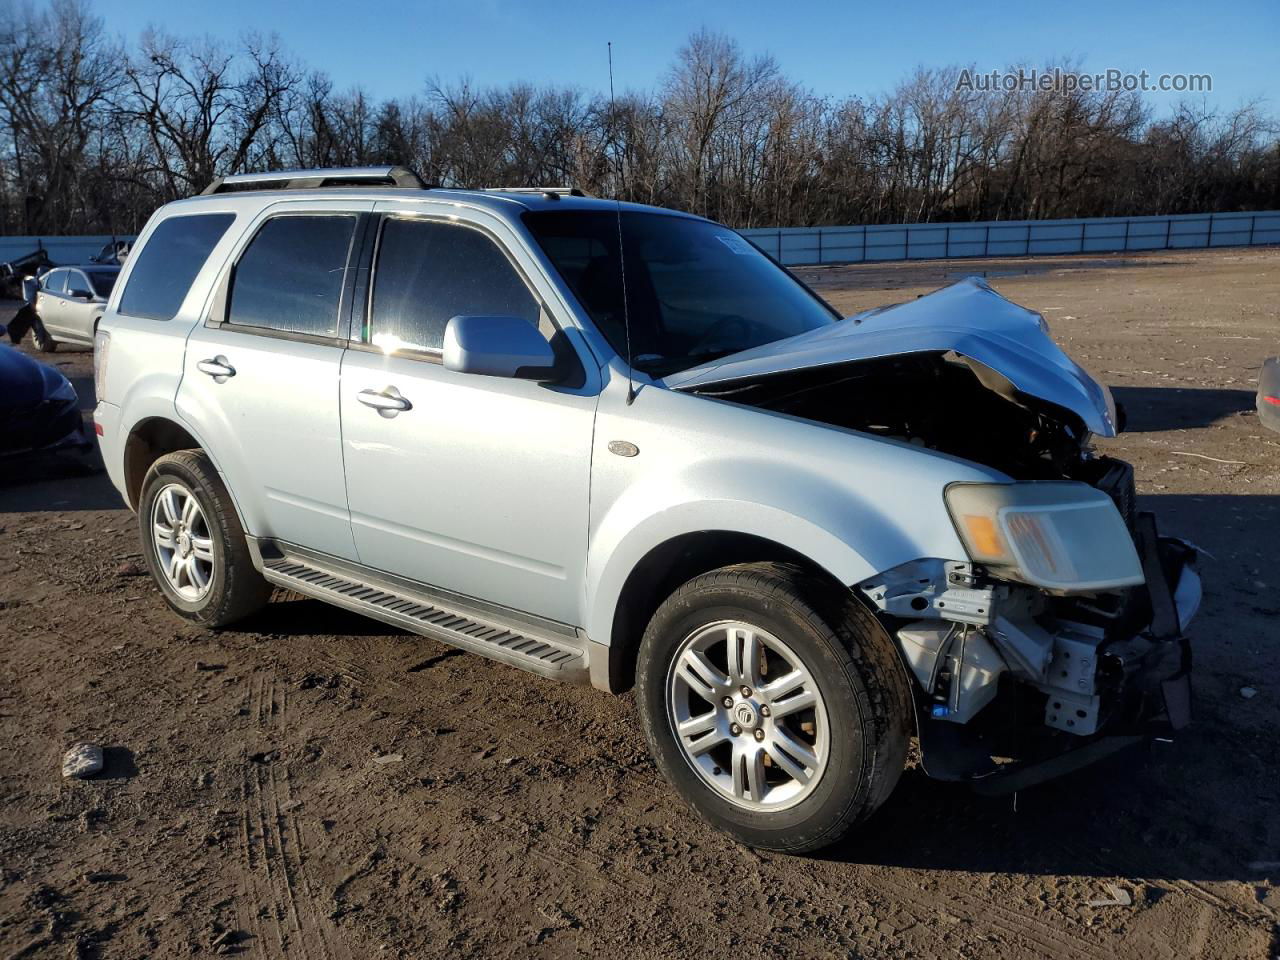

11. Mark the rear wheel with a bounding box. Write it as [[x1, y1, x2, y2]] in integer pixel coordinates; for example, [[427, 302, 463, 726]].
[[636, 562, 912, 853], [31, 318, 57, 352], [138, 450, 270, 627]]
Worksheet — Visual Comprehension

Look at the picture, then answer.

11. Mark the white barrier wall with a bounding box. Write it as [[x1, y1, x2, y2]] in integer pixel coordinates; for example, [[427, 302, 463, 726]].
[[4, 209, 1279, 271], [740, 210, 1280, 267]]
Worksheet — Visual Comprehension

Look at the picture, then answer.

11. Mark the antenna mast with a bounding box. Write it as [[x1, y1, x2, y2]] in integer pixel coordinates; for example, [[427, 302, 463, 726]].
[[608, 41, 636, 405]]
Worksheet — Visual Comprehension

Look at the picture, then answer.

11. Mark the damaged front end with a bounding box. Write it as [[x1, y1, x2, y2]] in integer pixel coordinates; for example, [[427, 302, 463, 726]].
[[860, 510, 1199, 791], [669, 277, 1201, 790]]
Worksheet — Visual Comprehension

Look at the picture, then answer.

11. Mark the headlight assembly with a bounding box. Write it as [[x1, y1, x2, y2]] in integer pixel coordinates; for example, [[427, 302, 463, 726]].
[[945, 482, 1145, 592]]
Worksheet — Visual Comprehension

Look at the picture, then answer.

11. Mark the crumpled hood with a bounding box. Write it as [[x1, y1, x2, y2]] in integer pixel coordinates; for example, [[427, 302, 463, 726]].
[[663, 277, 1118, 437]]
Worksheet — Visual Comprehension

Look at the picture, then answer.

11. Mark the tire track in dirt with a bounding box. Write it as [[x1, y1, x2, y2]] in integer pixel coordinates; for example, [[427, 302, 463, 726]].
[[236, 670, 355, 959], [236, 673, 287, 956], [1047, 831, 1275, 935], [306, 635, 1268, 959], [861, 868, 1111, 960]]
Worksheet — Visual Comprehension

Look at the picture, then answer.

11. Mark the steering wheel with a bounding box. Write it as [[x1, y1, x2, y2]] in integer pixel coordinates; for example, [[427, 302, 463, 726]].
[[689, 314, 751, 356]]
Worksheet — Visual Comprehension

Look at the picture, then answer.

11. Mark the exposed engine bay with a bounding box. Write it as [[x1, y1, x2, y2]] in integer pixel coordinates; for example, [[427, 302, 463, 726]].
[[683, 350, 1099, 480]]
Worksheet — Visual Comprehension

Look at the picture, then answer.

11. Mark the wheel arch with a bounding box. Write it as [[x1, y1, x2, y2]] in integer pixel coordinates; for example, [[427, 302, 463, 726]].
[[123, 416, 202, 510], [596, 529, 868, 694]]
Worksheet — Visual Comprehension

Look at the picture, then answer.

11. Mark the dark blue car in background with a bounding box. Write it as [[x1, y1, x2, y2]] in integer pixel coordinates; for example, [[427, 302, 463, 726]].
[[0, 342, 91, 458]]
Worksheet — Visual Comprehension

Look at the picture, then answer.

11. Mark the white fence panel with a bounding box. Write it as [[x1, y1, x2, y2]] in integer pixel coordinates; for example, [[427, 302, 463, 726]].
[[741, 211, 1280, 266], [4, 210, 1280, 274]]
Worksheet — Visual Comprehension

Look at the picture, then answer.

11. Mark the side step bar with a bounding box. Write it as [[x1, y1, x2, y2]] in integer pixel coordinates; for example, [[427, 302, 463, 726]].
[[256, 549, 589, 684]]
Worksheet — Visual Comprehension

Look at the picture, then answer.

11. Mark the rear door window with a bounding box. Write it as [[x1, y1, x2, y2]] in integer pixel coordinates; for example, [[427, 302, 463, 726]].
[[119, 213, 235, 320], [366, 217, 539, 354], [227, 215, 355, 338]]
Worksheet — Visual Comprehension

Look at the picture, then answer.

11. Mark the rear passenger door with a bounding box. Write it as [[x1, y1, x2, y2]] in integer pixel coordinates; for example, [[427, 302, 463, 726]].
[[176, 201, 374, 559]]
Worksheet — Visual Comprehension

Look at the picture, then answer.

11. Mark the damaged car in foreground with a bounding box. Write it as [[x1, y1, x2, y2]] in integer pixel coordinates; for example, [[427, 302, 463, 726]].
[[95, 173, 1199, 853], [659, 272, 1199, 799]]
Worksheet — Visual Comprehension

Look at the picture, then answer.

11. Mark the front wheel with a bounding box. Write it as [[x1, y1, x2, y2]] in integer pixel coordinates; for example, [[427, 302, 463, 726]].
[[636, 562, 912, 853]]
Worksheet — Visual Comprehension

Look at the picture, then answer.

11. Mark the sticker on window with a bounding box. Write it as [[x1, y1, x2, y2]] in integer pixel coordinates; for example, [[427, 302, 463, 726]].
[[715, 234, 757, 255]]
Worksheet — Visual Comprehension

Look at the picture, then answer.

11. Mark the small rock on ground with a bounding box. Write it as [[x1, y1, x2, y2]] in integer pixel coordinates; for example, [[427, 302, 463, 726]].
[[62, 743, 104, 779]]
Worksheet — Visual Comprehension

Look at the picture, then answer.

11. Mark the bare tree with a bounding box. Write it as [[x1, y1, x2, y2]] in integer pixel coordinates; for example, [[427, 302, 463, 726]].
[[119, 29, 296, 199], [1, 7, 1277, 236], [0, 0, 121, 232]]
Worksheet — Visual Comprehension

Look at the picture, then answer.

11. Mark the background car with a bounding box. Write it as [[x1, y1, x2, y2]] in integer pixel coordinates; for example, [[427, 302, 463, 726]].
[[30, 264, 119, 352], [0, 343, 90, 456], [90, 239, 132, 265], [0, 247, 54, 300]]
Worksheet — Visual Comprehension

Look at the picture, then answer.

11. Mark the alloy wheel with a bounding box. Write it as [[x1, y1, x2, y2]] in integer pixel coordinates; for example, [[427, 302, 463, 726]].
[[150, 482, 215, 601], [667, 620, 830, 811]]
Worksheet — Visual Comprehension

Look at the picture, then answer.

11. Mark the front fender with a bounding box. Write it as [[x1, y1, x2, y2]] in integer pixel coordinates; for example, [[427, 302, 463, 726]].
[[586, 493, 888, 649], [582, 380, 1002, 647]]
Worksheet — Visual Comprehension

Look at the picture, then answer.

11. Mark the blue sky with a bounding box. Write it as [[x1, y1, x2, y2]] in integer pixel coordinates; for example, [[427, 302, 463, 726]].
[[106, 0, 1277, 114]]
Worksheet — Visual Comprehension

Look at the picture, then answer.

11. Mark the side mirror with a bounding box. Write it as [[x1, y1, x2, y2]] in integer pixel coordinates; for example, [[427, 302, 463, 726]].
[[443, 315, 558, 381], [68, 288, 92, 299]]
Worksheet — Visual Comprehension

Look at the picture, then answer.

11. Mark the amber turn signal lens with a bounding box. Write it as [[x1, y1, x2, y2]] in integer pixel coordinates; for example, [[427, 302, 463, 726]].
[[960, 514, 1005, 559]]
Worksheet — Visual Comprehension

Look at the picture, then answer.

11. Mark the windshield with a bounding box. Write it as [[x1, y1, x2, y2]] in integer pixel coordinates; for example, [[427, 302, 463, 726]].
[[85, 270, 117, 297], [524, 210, 838, 376]]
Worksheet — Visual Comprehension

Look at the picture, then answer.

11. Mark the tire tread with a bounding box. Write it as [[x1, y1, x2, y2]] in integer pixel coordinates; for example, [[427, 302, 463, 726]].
[[637, 561, 912, 853], [140, 449, 270, 627]]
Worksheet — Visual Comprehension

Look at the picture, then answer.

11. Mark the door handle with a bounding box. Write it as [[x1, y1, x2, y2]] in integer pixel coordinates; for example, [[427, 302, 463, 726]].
[[357, 387, 412, 417], [196, 356, 235, 382]]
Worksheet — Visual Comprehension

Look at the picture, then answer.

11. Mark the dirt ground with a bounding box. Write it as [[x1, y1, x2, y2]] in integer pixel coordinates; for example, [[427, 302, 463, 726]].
[[2, 246, 1278, 959]]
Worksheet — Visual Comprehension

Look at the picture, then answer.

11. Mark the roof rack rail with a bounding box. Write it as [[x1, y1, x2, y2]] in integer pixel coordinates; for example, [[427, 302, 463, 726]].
[[200, 166, 428, 196], [482, 186, 590, 199]]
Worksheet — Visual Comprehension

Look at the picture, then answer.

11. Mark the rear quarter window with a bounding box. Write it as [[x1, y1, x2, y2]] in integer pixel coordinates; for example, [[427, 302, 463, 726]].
[[118, 213, 235, 321]]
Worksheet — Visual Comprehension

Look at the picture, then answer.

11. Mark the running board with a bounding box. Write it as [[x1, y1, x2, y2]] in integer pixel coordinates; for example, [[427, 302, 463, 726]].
[[257, 552, 589, 684]]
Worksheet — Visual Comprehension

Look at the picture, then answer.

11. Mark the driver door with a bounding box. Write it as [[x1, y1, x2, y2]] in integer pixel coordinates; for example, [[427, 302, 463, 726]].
[[339, 210, 598, 625]]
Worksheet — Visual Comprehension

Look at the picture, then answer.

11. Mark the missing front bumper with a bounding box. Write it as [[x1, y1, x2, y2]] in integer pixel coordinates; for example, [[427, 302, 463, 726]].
[[913, 515, 1200, 787]]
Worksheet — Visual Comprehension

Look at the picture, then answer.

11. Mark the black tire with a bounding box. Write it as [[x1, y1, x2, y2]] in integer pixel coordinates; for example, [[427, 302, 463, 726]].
[[636, 562, 912, 853], [31, 318, 57, 352], [138, 449, 271, 627]]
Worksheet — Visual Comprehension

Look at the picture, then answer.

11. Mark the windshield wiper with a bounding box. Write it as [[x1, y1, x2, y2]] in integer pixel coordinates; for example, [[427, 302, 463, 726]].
[[635, 348, 745, 378]]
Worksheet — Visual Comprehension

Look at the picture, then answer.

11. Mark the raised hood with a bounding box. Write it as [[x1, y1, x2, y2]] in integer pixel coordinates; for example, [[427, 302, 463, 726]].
[[664, 277, 1117, 438]]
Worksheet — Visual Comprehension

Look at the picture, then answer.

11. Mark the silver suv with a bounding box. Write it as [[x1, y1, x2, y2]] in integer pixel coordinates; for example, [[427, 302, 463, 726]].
[[94, 166, 1200, 852]]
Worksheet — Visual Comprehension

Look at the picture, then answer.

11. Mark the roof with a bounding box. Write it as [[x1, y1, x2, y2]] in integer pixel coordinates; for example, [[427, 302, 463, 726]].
[[167, 166, 705, 222], [166, 186, 703, 222]]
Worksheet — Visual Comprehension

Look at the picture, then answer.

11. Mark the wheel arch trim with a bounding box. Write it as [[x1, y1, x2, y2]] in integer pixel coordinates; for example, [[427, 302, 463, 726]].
[[120, 408, 249, 530]]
